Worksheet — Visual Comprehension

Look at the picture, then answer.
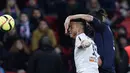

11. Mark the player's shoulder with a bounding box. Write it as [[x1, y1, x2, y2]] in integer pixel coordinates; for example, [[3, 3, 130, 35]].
[[76, 33, 90, 40], [76, 33, 91, 43]]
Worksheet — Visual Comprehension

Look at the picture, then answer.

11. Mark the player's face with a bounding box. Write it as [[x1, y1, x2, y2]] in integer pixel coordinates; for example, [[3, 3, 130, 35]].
[[68, 22, 79, 38]]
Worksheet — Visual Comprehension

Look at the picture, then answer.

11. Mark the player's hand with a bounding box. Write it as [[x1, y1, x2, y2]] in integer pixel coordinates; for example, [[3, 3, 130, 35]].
[[64, 16, 71, 34]]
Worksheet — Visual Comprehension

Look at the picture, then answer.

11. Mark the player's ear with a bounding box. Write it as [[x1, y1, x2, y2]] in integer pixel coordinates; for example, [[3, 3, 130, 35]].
[[97, 8, 108, 22], [98, 8, 108, 17]]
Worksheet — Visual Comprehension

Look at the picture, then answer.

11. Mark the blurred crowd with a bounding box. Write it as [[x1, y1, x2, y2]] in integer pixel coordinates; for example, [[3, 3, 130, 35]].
[[0, 0, 130, 73]]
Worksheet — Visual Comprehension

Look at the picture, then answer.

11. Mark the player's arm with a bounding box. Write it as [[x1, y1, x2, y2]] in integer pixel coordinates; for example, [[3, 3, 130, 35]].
[[64, 14, 93, 33], [77, 36, 91, 49], [64, 14, 105, 33]]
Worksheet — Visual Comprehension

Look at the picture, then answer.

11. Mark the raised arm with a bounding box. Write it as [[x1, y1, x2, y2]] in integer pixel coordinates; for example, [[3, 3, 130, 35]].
[[68, 14, 94, 21], [64, 14, 105, 34], [64, 14, 93, 33]]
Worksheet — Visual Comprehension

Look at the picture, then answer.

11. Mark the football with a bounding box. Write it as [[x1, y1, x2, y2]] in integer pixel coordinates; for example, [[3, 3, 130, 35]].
[[0, 14, 15, 32]]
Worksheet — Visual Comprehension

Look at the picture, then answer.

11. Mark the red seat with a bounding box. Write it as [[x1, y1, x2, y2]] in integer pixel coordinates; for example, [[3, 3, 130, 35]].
[[6, 71, 26, 73], [125, 46, 130, 64], [120, 17, 130, 38], [62, 47, 72, 56], [44, 16, 57, 31], [6, 71, 16, 73]]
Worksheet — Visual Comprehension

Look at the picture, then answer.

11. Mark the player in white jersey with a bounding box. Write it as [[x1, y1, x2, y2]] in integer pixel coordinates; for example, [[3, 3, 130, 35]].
[[65, 18, 101, 73]]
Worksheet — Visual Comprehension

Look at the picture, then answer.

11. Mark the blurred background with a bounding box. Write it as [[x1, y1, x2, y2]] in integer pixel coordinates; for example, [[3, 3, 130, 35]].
[[0, 0, 130, 73]]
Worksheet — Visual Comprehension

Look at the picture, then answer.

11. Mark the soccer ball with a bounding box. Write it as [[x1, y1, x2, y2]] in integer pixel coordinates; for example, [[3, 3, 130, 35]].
[[0, 14, 15, 31]]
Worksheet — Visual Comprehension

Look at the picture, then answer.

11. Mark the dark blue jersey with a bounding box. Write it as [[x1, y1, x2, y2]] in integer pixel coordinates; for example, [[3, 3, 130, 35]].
[[90, 18, 115, 73]]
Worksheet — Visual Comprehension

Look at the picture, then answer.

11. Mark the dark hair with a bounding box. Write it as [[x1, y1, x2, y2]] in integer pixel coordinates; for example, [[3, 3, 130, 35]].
[[70, 18, 86, 28], [32, 7, 42, 11], [10, 39, 30, 54], [90, 8, 107, 22], [20, 12, 28, 17], [32, 8, 44, 14], [117, 26, 128, 37], [117, 35, 128, 49], [38, 19, 50, 27], [31, 7, 44, 18]]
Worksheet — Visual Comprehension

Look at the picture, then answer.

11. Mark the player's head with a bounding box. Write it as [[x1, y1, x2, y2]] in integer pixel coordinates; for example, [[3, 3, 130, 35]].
[[68, 18, 86, 38]]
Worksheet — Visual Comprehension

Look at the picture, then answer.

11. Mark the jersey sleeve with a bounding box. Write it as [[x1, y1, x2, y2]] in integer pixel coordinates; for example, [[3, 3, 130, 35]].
[[75, 34, 91, 49]]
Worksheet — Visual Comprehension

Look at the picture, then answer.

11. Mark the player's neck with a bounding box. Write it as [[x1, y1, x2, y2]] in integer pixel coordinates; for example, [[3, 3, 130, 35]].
[[76, 30, 84, 36]]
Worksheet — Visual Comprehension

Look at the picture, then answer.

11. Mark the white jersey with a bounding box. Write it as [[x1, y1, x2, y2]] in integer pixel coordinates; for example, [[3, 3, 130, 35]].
[[74, 33, 99, 73]]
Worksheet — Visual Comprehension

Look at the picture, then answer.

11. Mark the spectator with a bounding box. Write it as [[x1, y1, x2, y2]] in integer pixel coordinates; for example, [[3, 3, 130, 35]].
[[118, 0, 129, 17], [0, 42, 9, 70], [22, 0, 38, 17], [30, 8, 44, 32], [3, 0, 20, 20], [117, 26, 128, 38], [5, 39, 30, 72], [117, 35, 129, 49], [28, 36, 63, 73], [38, 0, 60, 14], [31, 20, 57, 51], [0, 67, 4, 73], [17, 13, 31, 45], [87, 0, 112, 25], [98, 0, 116, 19], [110, 2, 125, 29], [118, 10, 130, 38], [116, 35, 129, 73], [87, 0, 100, 14], [127, 0, 130, 8], [3, 28, 18, 51]]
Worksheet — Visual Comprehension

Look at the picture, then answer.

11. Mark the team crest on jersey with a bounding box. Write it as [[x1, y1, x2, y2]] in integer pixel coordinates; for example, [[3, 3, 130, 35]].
[[89, 57, 97, 62]]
